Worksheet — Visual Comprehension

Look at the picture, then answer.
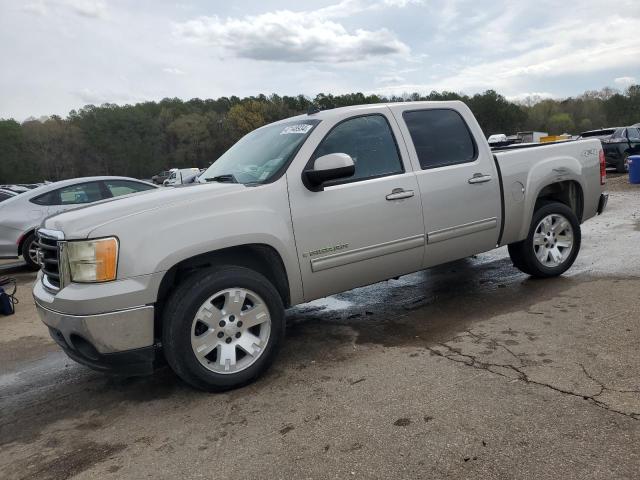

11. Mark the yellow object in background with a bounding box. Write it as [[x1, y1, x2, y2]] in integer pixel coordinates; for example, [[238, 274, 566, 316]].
[[541, 134, 572, 143]]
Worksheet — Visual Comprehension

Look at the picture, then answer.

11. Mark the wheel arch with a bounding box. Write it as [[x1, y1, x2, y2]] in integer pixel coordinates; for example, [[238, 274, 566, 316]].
[[535, 180, 584, 222], [154, 244, 291, 339], [17, 228, 36, 256]]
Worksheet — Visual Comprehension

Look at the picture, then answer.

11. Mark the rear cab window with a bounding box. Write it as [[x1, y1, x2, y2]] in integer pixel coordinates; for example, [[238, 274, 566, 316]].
[[402, 109, 477, 169]]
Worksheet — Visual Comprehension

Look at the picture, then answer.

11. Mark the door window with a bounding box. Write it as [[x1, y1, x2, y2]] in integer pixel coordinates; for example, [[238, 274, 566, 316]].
[[57, 182, 104, 205], [627, 128, 640, 141], [403, 109, 477, 169], [104, 180, 155, 197], [612, 129, 627, 140], [311, 115, 403, 183]]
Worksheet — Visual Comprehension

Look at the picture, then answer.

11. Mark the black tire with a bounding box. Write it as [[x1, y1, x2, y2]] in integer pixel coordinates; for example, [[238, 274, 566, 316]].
[[616, 153, 629, 173], [162, 266, 285, 392], [22, 233, 40, 270], [507, 242, 532, 275], [508, 201, 581, 278]]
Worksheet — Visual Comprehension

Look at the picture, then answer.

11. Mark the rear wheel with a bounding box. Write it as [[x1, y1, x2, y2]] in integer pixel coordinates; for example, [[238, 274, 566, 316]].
[[22, 233, 40, 270], [508, 202, 580, 278], [162, 266, 285, 392]]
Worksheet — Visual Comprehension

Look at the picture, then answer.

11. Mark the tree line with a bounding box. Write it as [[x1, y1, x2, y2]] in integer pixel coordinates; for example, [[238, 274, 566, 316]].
[[1, 86, 639, 184]]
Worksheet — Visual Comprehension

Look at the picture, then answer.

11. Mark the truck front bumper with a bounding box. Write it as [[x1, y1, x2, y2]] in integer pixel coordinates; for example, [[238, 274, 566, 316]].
[[35, 301, 157, 376]]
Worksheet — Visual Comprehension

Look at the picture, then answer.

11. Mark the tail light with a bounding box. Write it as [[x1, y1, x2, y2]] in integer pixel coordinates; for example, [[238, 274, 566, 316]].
[[599, 149, 606, 185]]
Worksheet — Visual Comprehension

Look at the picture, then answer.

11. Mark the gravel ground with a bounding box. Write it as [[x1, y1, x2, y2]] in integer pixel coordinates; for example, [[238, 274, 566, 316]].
[[0, 174, 638, 479]]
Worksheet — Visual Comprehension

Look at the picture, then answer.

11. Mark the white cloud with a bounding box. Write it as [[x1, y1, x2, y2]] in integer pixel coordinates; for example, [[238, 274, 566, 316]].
[[63, 0, 107, 18], [614, 76, 637, 87], [375, 9, 640, 98], [163, 67, 186, 75], [3, 0, 640, 120], [21, 0, 107, 18], [375, 74, 405, 84], [382, 0, 423, 7], [22, 2, 48, 16], [173, 1, 412, 63]]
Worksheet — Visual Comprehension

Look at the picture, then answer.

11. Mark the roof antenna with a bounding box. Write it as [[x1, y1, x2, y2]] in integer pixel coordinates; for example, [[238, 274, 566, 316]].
[[307, 104, 320, 115]]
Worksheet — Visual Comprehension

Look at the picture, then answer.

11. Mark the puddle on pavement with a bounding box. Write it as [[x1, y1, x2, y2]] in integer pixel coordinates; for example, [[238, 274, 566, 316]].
[[299, 296, 354, 313]]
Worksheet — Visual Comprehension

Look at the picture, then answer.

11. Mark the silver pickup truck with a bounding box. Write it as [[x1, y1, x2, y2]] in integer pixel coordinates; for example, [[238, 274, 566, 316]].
[[33, 101, 608, 391]]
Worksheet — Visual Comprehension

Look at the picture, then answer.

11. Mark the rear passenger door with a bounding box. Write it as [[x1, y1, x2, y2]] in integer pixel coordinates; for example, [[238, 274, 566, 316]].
[[389, 104, 501, 267]]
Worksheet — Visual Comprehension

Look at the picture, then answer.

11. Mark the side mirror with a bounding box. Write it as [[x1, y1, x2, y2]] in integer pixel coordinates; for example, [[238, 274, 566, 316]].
[[304, 153, 355, 190]]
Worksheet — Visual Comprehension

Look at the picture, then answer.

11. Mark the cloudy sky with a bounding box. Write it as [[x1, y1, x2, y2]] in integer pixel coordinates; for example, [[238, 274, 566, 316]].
[[1, 0, 639, 120]]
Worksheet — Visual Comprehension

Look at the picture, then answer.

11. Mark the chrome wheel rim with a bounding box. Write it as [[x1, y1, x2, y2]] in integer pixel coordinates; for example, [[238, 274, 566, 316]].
[[624, 155, 630, 172], [28, 241, 39, 265], [533, 214, 574, 268], [191, 288, 271, 374]]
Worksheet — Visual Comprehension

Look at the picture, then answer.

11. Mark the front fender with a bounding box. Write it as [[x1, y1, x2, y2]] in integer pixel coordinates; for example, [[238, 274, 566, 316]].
[[89, 179, 304, 306]]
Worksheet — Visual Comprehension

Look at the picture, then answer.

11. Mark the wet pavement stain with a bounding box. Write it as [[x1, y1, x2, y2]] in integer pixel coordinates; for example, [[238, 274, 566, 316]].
[[393, 418, 412, 427], [11, 441, 126, 480], [0, 365, 191, 447], [0, 336, 59, 372], [284, 256, 592, 356]]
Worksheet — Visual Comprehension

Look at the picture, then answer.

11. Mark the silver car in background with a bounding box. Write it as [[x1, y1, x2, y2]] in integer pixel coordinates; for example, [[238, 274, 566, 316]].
[[0, 176, 157, 269]]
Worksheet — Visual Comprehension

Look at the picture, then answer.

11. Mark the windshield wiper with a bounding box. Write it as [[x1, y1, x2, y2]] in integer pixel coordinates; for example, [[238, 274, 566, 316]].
[[205, 174, 238, 184]]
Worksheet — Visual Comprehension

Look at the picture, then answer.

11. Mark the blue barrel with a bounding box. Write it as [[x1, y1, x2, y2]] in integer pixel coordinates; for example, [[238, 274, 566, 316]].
[[630, 155, 640, 184]]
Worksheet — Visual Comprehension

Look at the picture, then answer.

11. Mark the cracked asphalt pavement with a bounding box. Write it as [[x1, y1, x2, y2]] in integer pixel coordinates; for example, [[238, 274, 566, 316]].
[[1, 174, 639, 479]]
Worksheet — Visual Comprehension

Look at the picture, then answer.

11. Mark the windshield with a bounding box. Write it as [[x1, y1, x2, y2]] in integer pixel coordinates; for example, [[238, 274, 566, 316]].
[[200, 119, 320, 184]]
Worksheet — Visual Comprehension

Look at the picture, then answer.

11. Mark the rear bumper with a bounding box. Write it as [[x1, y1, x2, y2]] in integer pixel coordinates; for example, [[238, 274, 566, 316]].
[[35, 301, 157, 375], [597, 193, 608, 215]]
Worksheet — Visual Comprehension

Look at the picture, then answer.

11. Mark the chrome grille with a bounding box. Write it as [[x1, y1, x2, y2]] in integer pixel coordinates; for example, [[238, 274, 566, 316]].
[[36, 230, 62, 290]]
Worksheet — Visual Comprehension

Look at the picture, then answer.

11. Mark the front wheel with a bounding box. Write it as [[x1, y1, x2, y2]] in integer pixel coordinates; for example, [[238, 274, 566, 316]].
[[162, 266, 285, 392], [22, 233, 40, 270], [508, 202, 581, 278]]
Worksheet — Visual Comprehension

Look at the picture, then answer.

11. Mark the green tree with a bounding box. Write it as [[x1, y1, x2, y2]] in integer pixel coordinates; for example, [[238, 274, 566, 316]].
[[547, 113, 575, 134]]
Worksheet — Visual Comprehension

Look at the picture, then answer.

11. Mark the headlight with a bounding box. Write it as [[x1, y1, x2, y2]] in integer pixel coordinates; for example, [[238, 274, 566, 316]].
[[67, 237, 119, 283]]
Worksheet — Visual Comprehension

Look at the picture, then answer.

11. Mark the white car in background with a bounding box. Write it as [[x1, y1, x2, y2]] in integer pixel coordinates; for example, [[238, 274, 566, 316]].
[[163, 168, 201, 186], [0, 176, 157, 269], [487, 133, 507, 145]]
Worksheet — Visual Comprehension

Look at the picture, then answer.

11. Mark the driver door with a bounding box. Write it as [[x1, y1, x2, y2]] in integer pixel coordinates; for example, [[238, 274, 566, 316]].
[[287, 110, 424, 301]]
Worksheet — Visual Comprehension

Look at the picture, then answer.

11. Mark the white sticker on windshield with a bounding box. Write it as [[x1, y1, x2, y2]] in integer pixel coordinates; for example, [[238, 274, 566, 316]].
[[280, 124, 313, 135]]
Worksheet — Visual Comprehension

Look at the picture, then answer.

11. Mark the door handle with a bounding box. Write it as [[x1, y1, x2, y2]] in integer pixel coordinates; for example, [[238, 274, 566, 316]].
[[468, 173, 492, 184], [386, 188, 415, 201]]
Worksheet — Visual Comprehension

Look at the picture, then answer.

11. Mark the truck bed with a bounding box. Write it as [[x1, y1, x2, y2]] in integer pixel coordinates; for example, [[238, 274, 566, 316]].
[[493, 138, 603, 247]]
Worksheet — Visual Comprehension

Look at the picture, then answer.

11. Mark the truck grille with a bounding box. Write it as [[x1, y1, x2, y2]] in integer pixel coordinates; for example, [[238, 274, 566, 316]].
[[36, 232, 61, 289]]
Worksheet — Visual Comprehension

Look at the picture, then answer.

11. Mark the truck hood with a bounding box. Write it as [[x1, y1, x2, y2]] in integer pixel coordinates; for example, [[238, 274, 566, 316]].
[[44, 183, 245, 238]]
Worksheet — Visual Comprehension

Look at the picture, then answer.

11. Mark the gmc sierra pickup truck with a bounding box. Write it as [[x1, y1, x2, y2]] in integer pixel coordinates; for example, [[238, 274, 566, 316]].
[[33, 101, 608, 391]]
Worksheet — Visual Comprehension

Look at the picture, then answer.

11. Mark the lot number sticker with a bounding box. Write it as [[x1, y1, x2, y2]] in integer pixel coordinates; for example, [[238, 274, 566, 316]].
[[280, 124, 313, 135]]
